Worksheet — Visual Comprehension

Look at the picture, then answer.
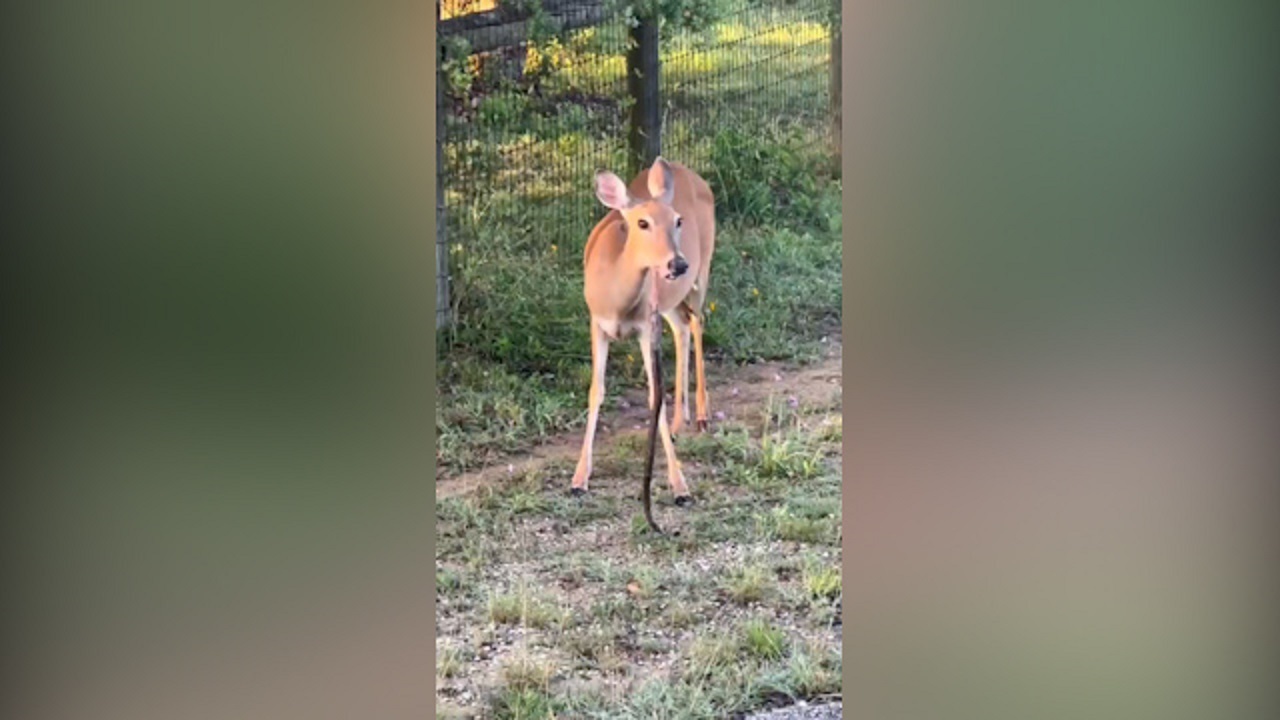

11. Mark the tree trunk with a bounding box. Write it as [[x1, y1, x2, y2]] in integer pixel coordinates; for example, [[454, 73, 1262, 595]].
[[627, 18, 661, 177]]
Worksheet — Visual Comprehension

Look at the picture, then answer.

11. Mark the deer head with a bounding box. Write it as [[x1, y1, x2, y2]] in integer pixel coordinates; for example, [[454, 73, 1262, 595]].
[[594, 157, 689, 280]]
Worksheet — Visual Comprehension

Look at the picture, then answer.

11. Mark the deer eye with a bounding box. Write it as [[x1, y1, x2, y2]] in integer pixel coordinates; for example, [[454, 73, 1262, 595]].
[[675, 217, 683, 228], [637, 219, 650, 230]]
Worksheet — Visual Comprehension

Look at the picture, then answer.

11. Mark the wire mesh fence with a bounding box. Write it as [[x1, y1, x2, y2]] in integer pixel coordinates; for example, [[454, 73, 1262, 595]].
[[662, 0, 834, 172], [437, 0, 835, 333]]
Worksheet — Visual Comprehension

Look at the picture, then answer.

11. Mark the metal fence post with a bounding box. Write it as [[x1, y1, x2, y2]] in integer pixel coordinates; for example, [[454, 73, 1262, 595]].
[[627, 17, 661, 177], [436, 28, 451, 331]]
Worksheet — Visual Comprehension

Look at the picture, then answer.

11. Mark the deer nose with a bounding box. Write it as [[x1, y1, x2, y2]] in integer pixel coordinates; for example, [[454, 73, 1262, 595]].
[[668, 256, 689, 278]]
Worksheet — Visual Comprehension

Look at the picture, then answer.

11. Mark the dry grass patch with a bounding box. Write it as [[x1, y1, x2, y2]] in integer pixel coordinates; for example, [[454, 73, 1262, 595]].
[[487, 589, 564, 629], [560, 626, 627, 674], [500, 653, 556, 693], [724, 564, 773, 604], [803, 563, 841, 600], [686, 631, 742, 678], [437, 644, 465, 679]]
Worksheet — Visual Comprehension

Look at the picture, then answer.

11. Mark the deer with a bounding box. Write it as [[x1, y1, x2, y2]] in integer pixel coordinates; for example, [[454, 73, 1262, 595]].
[[570, 156, 717, 524]]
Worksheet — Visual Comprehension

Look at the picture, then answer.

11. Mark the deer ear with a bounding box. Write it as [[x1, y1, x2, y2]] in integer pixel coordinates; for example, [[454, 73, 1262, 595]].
[[595, 171, 631, 210], [647, 157, 674, 204]]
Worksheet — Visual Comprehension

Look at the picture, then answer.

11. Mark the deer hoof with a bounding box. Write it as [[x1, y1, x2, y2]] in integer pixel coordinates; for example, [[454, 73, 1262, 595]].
[[569, 487, 588, 498], [696, 419, 709, 433], [674, 494, 694, 507]]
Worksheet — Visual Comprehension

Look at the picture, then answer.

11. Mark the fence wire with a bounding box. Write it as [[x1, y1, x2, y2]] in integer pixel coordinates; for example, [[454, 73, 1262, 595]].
[[438, 0, 833, 332]]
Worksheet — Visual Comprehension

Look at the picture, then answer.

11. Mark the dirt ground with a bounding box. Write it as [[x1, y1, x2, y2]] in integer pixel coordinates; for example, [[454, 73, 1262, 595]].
[[744, 701, 843, 720], [436, 335, 842, 498]]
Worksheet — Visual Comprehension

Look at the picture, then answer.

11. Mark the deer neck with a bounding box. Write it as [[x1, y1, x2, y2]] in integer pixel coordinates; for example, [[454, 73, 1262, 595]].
[[586, 220, 663, 327], [618, 236, 662, 315]]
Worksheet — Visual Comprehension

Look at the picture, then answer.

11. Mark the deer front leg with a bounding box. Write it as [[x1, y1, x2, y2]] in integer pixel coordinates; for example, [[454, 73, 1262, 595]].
[[689, 311, 709, 432], [638, 322, 691, 503], [571, 323, 609, 495], [662, 310, 692, 435]]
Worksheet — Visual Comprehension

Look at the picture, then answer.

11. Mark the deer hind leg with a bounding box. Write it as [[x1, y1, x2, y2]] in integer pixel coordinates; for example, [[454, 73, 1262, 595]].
[[687, 307, 710, 432], [638, 321, 691, 501], [662, 308, 692, 436], [571, 322, 609, 494]]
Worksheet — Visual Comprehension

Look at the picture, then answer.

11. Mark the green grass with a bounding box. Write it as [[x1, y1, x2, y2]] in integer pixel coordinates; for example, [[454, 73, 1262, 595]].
[[756, 638, 843, 701], [436, 566, 464, 595], [492, 687, 559, 720], [742, 618, 788, 661], [551, 618, 830, 718], [767, 506, 839, 545]]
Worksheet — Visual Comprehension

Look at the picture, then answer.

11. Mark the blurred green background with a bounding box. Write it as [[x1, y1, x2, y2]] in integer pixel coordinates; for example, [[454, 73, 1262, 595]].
[[2, 3, 435, 718]]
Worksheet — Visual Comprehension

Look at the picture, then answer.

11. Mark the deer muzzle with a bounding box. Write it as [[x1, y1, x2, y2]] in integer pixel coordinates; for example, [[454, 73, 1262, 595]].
[[666, 255, 689, 279]]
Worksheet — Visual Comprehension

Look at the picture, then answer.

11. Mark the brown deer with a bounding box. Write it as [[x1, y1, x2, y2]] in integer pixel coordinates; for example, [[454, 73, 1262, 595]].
[[570, 157, 717, 507]]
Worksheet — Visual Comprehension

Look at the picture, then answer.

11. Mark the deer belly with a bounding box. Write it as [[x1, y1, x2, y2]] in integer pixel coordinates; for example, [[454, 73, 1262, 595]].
[[599, 317, 658, 342], [596, 318, 623, 341]]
